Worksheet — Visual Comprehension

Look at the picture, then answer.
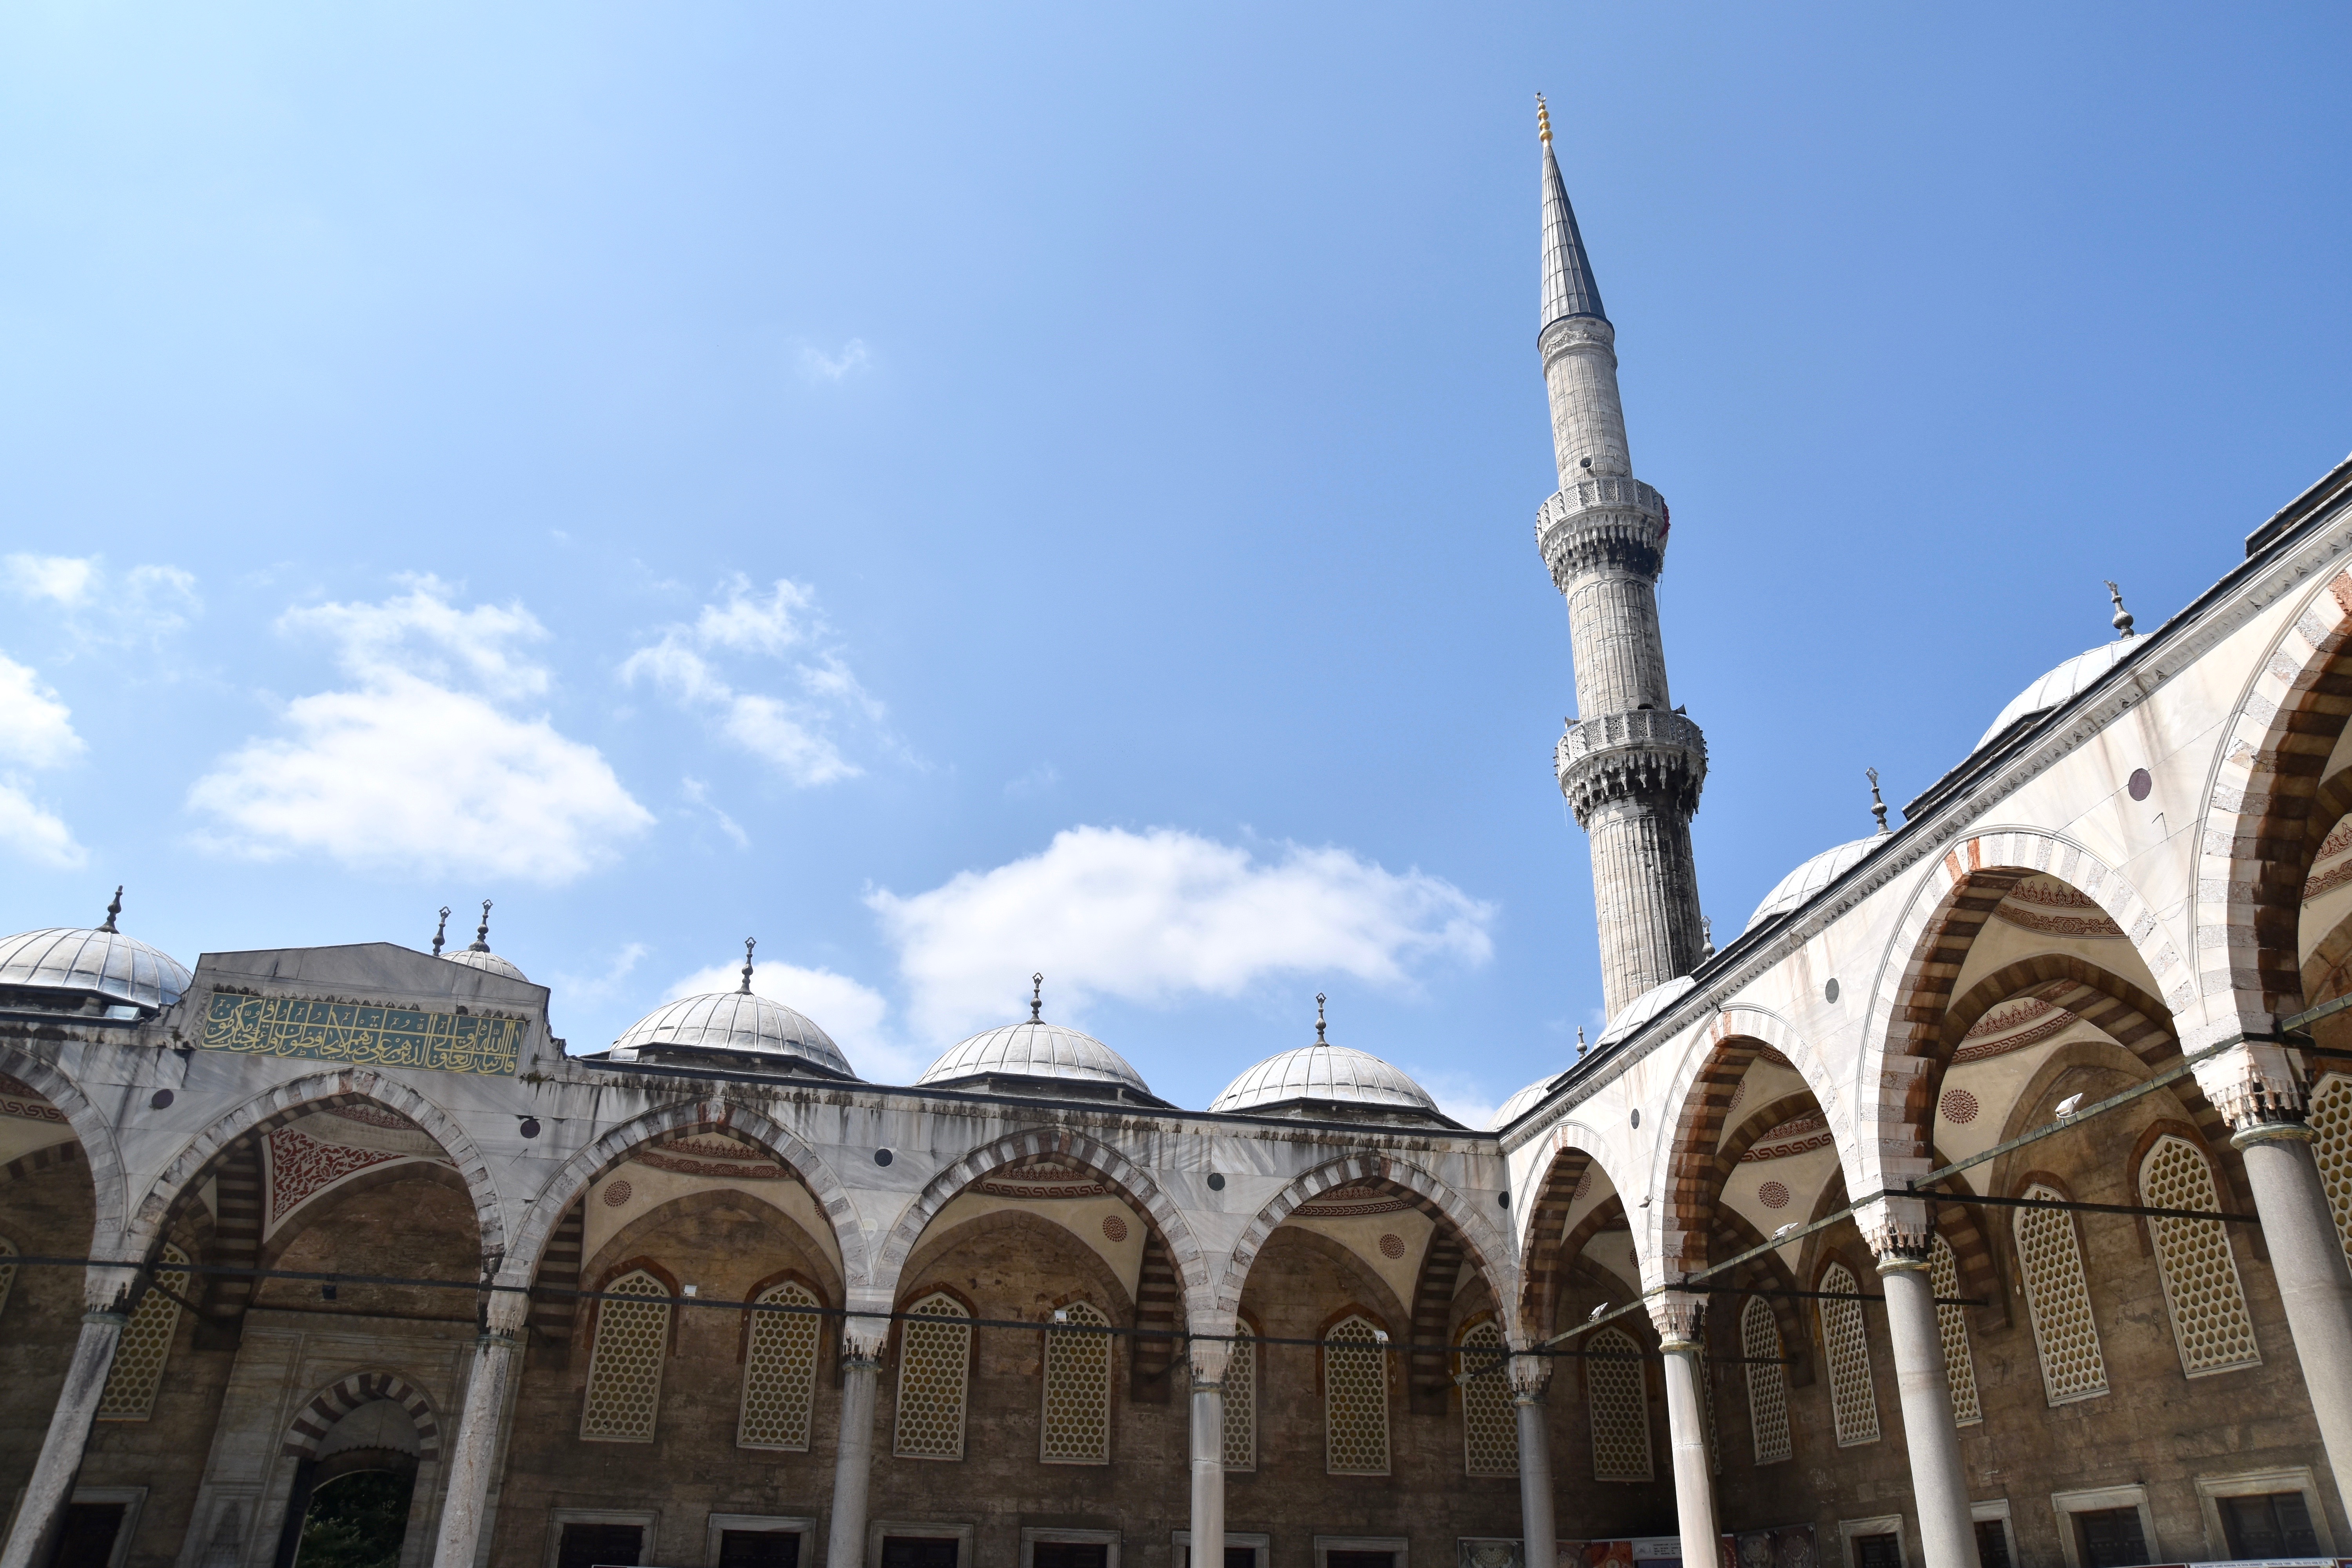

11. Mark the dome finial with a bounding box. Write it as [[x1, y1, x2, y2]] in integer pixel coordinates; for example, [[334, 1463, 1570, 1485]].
[[1867, 766, 1890, 835], [2107, 580, 2135, 639], [1577, 1024, 1587, 1059], [431, 906, 451, 957], [98, 886, 122, 934], [1536, 93, 1552, 145], [741, 937, 757, 995], [1697, 915, 1715, 963], [1315, 992, 1328, 1044], [1030, 971, 1044, 1023], [470, 900, 493, 953]]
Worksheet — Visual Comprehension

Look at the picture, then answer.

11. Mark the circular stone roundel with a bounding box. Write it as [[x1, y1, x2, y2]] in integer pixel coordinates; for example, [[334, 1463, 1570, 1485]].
[[602, 1180, 633, 1208], [1940, 1087, 1981, 1125], [2129, 768, 2153, 802], [1379, 1233, 1406, 1259], [1757, 1180, 1791, 1210], [1100, 1214, 1129, 1243]]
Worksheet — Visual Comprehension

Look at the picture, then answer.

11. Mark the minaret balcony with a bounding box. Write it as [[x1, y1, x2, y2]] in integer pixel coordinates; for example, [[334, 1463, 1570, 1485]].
[[1537, 479, 1671, 587], [1556, 708, 1708, 825]]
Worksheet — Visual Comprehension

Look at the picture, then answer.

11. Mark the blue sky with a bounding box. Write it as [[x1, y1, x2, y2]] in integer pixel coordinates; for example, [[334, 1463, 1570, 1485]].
[[3, 3, 2347, 1123]]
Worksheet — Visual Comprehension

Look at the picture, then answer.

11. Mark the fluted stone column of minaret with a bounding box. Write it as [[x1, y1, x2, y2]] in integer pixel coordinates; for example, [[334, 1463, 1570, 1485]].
[[1534, 98, 1707, 1020]]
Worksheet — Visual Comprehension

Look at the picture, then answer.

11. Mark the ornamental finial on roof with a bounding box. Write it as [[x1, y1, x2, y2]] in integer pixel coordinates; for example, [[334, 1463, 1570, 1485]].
[[1316, 992, 1328, 1043], [470, 900, 493, 953], [99, 886, 122, 934], [431, 906, 451, 957], [741, 938, 757, 995], [2107, 580, 2135, 639], [1536, 93, 1552, 145], [1577, 1024, 1587, 1059], [1030, 971, 1044, 1023], [1867, 767, 1890, 835]]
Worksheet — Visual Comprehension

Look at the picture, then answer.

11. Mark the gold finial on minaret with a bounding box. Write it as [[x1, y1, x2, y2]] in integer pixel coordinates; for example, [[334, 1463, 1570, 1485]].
[[1536, 93, 1552, 145]]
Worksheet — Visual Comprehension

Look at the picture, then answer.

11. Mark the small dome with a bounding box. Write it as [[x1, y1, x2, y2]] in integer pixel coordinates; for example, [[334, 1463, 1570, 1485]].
[[1745, 835, 1887, 934], [918, 1020, 1151, 1095], [612, 991, 855, 1079], [444, 947, 527, 983], [1489, 1073, 1562, 1131], [1594, 975, 1697, 1051], [0, 926, 191, 1014], [1978, 639, 2137, 751], [1211, 1043, 1441, 1118]]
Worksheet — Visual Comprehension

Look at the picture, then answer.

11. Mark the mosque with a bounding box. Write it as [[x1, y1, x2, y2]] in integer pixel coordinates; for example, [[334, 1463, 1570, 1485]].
[[5, 105, 2352, 1568]]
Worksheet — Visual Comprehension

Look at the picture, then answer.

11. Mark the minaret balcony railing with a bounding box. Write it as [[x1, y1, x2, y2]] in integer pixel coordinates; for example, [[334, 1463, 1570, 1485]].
[[1556, 708, 1708, 825], [1536, 479, 1671, 587]]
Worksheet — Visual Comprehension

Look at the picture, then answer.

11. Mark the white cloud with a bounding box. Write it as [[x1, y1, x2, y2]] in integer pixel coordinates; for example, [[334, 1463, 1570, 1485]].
[[1406, 1068, 1502, 1133], [189, 580, 651, 882], [799, 339, 871, 383], [679, 777, 750, 848], [622, 575, 882, 787], [0, 655, 85, 770], [5, 554, 96, 607], [1004, 763, 1060, 799], [868, 825, 1495, 1037], [0, 782, 83, 869], [662, 958, 926, 1083], [4, 555, 199, 641]]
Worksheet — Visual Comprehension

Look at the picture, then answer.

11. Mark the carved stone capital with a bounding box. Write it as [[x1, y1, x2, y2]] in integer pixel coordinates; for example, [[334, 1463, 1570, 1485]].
[[1505, 1350, 1553, 1399], [1856, 1194, 1933, 1267], [1556, 709, 1708, 824], [1646, 1290, 1705, 1351], [2190, 1040, 2310, 1132], [1188, 1335, 1233, 1388]]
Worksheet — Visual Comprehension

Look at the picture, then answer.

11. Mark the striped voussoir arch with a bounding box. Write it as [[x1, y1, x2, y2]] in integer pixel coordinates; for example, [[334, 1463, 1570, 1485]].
[[281, 1371, 439, 1459]]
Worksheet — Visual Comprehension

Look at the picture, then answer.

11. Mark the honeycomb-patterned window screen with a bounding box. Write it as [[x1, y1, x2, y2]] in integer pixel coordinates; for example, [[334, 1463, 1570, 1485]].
[[0, 1235, 16, 1323], [894, 1292, 971, 1460], [582, 1270, 671, 1441], [2141, 1136, 2261, 1376], [2306, 1074, 2352, 1269], [1221, 1327, 1256, 1471], [1817, 1263, 1880, 1446], [1323, 1316, 1391, 1476], [2016, 1185, 2109, 1405], [1740, 1298, 1791, 1465], [96, 1245, 189, 1421], [1456, 1321, 1517, 1476], [1930, 1237, 1982, 1425], [1586, 1328, 1652, 1482], [1041, 1300, 1112, 1464], [737, 1281, 821, 1450]]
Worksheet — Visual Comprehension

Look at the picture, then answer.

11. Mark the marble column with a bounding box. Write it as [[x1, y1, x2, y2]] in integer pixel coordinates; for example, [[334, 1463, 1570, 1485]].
[[1647, 1294, 1719, 1568], [825, 1320, 889, 1568], [1509, 1351, 1556, 1568], [1187, 1337, 1230, 1568], [1863, 1200, 1979, 1568], [429, 1290, 528, 1568], [0, 1284, 132, 1568], [2193, 1038, 2352, 1506]]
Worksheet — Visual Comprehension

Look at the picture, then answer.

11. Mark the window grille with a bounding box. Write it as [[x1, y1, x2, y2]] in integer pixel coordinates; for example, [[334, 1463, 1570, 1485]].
[[1929, 1237, 1981, 1425], [2140, 1136, 2261, 1375], [893, 1292, 971, 1459], [1456, 1320, 1517, 1475], [582, 1270, 671, 1441], [1586, 1328, 1651, 1481], [2016, 1185, 2108, 1404], [2305, 1073, 2352, 1267], [96, 1245, 189, 1420], [1041, 1300, 1112, 1463], [1221, 1327, 1256, 1470], [1740, 1298, 1791, 1464], [1322, 1315, 1390, 1475], [1817, 1263, 1880, 1446], [0, 1235, 15, 1322], [737, 1281, 821, 1450]]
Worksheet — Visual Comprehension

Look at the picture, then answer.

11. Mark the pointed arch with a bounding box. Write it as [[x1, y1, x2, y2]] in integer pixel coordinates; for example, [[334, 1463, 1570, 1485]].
[[1516, 1134, 1632, 1343], [281, 1370, 441, 1460], [1857, 831, 2188, 1192], [0, 1045, 128, 1248]]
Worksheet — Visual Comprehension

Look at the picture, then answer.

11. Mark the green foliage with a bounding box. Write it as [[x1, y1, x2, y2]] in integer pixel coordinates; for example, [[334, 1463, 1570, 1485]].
[[294, 1470, 412, 1568]]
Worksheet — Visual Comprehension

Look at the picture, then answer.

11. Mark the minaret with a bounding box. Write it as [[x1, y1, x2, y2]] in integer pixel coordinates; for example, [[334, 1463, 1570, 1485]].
[[1534, 98, 1708, 1021]]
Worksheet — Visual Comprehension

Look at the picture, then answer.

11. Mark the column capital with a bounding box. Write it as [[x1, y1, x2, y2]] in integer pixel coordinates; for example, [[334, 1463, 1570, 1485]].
[[1187, 1336, 1232, 1388], [1646, 1290, 1704, 1352], [1856, 1194, 1933, 1267], [1506, 1350, 1552, 1399], [2192, 1038, 2310, 1133]]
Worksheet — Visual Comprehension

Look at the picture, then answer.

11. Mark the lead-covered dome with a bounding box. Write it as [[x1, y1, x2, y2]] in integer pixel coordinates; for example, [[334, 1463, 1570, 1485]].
[[1489, 1072, 1563, 1131], [1594, 974, 1697, 1050], [918, 1020, 1152, 1096], [0, 925, 191, 1014], [1745, 835, 1888, 934], [1978, 638, 2137, 751], [445, 946, 527, 982], [1211, 1042, 1443, 1120], [610, 990, 855, 1079]]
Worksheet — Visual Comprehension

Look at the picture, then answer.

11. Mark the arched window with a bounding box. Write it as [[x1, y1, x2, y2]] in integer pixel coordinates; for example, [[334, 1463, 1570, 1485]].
[[1221, 1318, 1257, 1471], [1041, 1300, 1112, 1463], [1456, 1319, 1517, 1476], [1740, 1297, 1791, 1465], [1817, 1262, 1880, 1446], [97, 1245, 189, 1421], [582, 1270, 671, 1441], [2141, 1136, 2261, 1375], [2310, 1073, 2352, 1266], [0, 1235, 16, 1322], [2016, 1185, 2108, 1404], [738, 1281, 821, 1450], [1929, 1236, 1981, 1425], [1322, 1315, 1390, 1475], [893, 1291, 971, 1459], [1586, 1327, 1651, 1482]]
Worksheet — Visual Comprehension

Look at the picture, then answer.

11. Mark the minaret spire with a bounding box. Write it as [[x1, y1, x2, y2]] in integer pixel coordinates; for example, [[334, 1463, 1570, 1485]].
[[1532, 102, 1709, 1021]]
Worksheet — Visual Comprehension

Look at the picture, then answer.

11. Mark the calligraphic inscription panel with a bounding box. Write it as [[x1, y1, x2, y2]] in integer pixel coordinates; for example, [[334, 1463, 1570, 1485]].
[[201, 992, 523, 1076]]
